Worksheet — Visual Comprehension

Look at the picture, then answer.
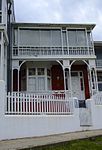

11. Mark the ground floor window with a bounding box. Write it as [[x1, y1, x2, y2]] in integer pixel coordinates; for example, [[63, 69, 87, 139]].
[[28, 67, 51, 92], [97, 71, 102, 91]]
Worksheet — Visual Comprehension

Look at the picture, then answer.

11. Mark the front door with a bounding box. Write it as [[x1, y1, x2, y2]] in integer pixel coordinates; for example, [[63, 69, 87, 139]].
[[71, 72, 85, 100]]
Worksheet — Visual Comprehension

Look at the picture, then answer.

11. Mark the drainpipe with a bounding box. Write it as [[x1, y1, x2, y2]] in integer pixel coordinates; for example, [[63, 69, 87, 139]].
[[7, 0, 12, 92]]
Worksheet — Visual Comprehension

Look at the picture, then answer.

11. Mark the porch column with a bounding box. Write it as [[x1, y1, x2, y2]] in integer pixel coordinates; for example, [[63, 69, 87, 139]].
[[89, 68, 93, 96], [63, 67, 66, 91], [69, 67, 72, 97]]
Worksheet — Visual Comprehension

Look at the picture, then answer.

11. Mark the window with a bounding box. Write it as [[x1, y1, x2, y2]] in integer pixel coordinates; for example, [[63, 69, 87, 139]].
[[97, 72, 102, 91], [87, 31, 92, 46], [29, 68, 36, 76], [28, 68, 51, 91], [40, 29, 51, 46], [51, 29, 61, 46], [67, 29, 87, 46], [37, 68, 45, 75], [47, 69, 51, 76], [62, 31, 67, 46]]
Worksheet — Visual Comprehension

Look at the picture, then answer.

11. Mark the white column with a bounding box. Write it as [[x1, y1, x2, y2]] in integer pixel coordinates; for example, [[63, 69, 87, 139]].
[[69, 67, 72, 97], [89, 68, 93, 96], [63, 67, 66, 91]]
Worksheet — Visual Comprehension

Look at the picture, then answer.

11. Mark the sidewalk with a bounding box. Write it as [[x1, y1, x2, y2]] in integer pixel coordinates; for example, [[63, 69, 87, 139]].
[[0, 129, 102, 150]]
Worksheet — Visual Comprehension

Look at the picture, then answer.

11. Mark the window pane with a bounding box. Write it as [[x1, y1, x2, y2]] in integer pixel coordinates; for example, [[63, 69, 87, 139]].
[[37, 68, 44, 75], [40, 29, 51, 46], [68, 30, 77, 46], [62, 31, 67, 46], [97, 72, 102, 81], [38, 77, 45, 91], [19, 29, 40, 46], [47, 69, 51, 76], [29, 68, 36, 75], [28, 77, 36, 91], [98, 83, 102, 91], [47, 78, 51, 90], [87, 32, 92, 46], [77, 30, 87, 46], [51, 30, 61, 46]]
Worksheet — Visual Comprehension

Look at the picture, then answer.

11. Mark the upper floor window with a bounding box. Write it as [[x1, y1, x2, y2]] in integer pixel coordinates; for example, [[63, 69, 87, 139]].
[[0, 0, 2, 10], [87, 31, 92, 47], [18, 29, 61, 47], [62, 30, 67, 46], [67, 29, 87, 47]]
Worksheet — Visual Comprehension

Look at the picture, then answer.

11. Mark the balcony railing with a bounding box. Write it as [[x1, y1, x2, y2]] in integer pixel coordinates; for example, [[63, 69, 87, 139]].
[[96, 59, 102, 68], [12, 46, 94, 58]]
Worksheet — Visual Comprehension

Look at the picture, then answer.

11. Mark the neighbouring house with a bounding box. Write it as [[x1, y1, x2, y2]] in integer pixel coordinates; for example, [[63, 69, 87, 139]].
[[94, 41, 102, 91], [0, 0, 102, 141]]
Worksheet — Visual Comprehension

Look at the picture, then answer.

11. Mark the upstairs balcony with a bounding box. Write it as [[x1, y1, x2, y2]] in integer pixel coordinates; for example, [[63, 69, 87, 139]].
[[12, 46, 95, 59]]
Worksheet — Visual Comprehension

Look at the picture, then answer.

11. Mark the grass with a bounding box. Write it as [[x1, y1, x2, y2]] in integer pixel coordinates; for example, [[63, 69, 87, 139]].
[[22, 136, 102, 150]]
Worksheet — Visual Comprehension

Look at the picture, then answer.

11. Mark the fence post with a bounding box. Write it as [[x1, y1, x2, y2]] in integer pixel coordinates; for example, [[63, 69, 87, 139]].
[[0, 80, 5, 117]]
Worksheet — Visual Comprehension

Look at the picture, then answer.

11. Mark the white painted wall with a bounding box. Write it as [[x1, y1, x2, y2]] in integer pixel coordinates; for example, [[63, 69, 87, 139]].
[[86, 99, 102, 130], [0, 113, 81, 140], [0, 81, 81, 140], [0, 81, 102, 141]]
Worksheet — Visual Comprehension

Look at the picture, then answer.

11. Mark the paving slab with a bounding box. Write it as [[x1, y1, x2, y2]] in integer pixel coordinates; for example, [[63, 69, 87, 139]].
[[0, 129, 102, 150]]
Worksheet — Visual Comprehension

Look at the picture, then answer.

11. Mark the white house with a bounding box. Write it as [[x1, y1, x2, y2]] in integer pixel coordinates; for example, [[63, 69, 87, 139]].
[[0, 0, 102, 141]]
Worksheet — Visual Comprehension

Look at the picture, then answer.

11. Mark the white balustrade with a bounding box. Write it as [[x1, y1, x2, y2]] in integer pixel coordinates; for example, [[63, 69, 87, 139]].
[[13, 46, 94, 57], [6, 91, 74, 115]]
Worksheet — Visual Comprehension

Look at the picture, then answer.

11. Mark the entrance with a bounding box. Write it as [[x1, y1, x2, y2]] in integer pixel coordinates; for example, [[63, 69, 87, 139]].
[[65, 71, 85, 100], [71, 72, 85, 100]]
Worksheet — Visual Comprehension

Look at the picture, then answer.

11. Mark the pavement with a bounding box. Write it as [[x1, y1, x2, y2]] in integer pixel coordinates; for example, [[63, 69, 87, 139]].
[[0, 129, 102, 150]]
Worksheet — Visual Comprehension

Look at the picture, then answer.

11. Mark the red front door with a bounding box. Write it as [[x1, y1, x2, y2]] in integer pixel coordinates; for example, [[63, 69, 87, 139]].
[[51, 65, 64, 90]]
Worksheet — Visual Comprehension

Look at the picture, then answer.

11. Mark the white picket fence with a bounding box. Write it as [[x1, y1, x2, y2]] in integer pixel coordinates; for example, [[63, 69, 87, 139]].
[[5, 92, 74, 115]]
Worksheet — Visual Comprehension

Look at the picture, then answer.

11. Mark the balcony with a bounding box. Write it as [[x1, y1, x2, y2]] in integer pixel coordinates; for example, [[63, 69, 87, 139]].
[[96, 59, 102, 68], [12, 46, 95, 59]]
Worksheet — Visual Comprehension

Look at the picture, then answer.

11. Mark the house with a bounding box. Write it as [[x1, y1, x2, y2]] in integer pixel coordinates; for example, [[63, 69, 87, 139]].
[[0, 0, 102, 141], [0, 0, 15, 90], [11, 23, 97, 100], [94, 41, 102, 91]]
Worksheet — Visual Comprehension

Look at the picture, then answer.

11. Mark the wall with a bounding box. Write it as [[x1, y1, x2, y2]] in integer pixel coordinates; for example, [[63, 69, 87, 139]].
[[0, 80, 81, 140], [0, 80, 102, 141], [86, 99, 102, 130]]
